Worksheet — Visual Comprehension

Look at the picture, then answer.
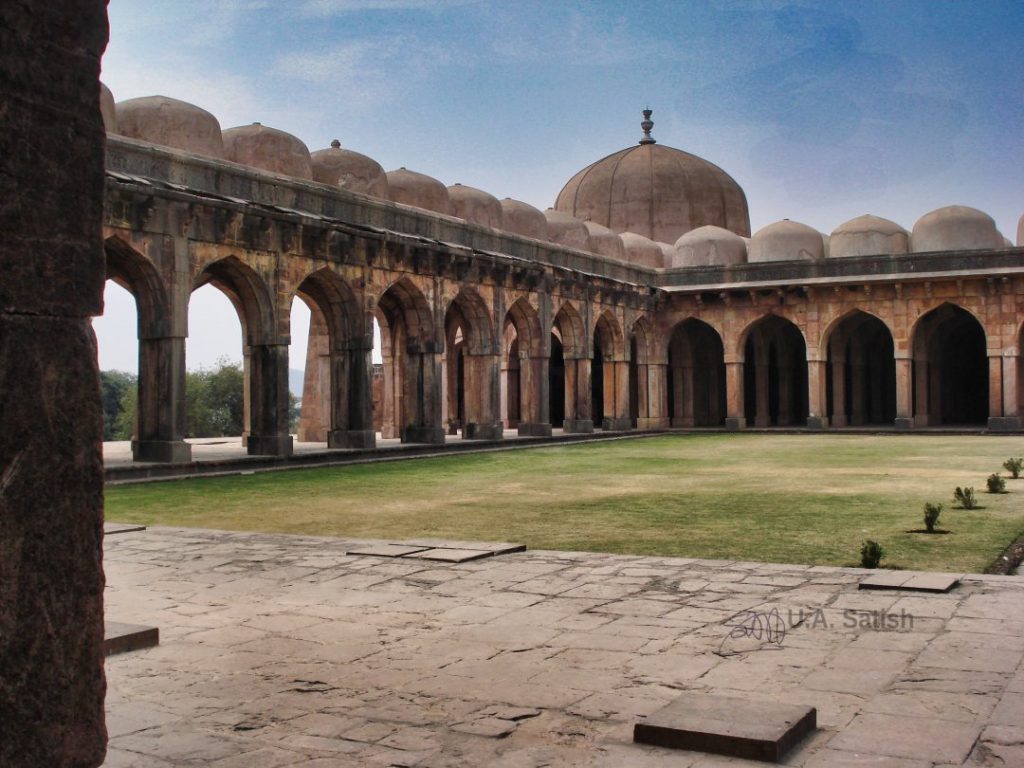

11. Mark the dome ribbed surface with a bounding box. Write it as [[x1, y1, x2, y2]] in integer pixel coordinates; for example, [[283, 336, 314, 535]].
[[554, 143, 750, 243]]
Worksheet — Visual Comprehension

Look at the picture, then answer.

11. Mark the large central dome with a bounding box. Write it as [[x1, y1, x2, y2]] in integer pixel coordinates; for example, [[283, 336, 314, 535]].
[[554, 110, 750, 243]]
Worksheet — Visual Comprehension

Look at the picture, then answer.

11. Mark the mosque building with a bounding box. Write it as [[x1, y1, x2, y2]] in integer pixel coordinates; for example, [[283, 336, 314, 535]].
[[99, 86, 1024, 462]]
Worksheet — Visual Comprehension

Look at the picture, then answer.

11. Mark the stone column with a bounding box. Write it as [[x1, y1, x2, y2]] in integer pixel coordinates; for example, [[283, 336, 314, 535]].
[[380, 347, 398, 438], [297, 312, 330, 442], [724, 360, 746, 430], [849, 342, 866, 426], [913, 357, 930, 427], [0, 2, 109, 764], [894, 355, 913, 429], [830, 355, 847, 427], [988, 354, 1004, 423], [518, 353, 553, 436], [754, 343, 770, 428], [403, 340, 445, 444], [563, 356, 593, 433], [991, 353, 1022, 431], [133, 334, 192, 461], [328, 341, 376, 448], [641, 361, 670, 429], [603, 360, 631, 430], [462, 351, 503, 440], [806, 358, 829, 430], [247, 342, 293, 455]]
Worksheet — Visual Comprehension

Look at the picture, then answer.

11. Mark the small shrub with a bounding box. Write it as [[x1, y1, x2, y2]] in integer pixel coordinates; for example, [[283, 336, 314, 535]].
[[860, 540, 884, 569], [953, 486, 978, 509], [1003, 458, 1023, 479], [923, 502, 942, 533], [987, 473, 1006, 494]]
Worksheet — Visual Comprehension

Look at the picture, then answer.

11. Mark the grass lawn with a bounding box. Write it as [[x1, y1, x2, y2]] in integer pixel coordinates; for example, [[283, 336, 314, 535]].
[[105, 433, 1024, 572]]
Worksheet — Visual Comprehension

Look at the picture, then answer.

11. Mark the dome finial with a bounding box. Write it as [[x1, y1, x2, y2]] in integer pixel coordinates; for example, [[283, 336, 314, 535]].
[[330, 139, 341, 148], [639, 108, 656, 145]]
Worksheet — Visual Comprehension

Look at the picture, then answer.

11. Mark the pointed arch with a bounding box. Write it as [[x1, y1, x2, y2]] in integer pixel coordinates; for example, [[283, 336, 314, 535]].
[[823, 309, 896, 427], [377, 276, 434, 343], [104, 236, 169, 336], [594, 310, 625, 361], [446, 287, 495, 355], [193, 255, 275, 345], [910, 302, 988, 425], [504, 296, 543, 356], [741, 314, 808, 427], [293, 267, 362, 348], [553, 301, 586, 359], [667, 318, 726, 427]]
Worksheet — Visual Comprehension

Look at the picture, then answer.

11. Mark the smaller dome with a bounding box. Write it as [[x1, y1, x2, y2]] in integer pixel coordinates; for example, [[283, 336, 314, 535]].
[[223, 123, 312, 179], [748, 220, 824, 263], [114, 95, 224, 159], [448, 184, 503, 229], [310, 140, 388, 199], [673, 225, 747, 267], [829, 215, 908, 258], [619, 232, 664, 268], [387, 168, 452, 215], [99, 82, 116, 132], [911, 206, 1003, 252], [584, 221, 626, 261], [544, 209, 590, 250], [500, 199, 547, 240]]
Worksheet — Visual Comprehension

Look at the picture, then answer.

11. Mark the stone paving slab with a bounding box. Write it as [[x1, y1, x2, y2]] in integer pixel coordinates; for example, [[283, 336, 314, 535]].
[[101, 526, 1024, 767], [633, 693, 816, 761], [859, 571, 962, 592], [414, 547, 498, 563], [345, 544, 430, 558], [104, 621, 159, 656]]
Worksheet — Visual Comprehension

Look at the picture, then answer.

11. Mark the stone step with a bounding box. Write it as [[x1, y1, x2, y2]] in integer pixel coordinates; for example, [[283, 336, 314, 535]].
[[634, 693, 816, 762], [104, 622, 159, 656]]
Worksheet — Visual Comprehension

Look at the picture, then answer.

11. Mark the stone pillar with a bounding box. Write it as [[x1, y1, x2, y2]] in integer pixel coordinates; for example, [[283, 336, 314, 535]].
[[806, 358, 829, 430], [402, 341, 445, 444], [328, 341, 376, 448], [894, 355, 913, 429], [297, 312, 330, 442], [462, 352, 503, 440], [133, 334, 192, 461], [0, 3, 109, 765], [602, 360, 631, 430], [754, 344, 770, 428], [849, 342, 866, 426], [381, 346, 398, 438], [991, 354, 1024, 434], [518, 354, 553, 436], [724, 360, 746, 430], [830, 355, 847, 428], [640, 362, 670, 429], [563, 356, 593, 433], [913, 357, 930, 427], [247, 343, 294, 455], [777, 348, 793, 427]]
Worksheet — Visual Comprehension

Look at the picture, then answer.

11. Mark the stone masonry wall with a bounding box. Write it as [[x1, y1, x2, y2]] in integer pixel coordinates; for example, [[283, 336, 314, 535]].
[[0, 2, 109, 766]]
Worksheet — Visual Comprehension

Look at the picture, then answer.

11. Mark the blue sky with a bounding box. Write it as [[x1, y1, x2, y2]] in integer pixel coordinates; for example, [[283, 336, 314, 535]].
[[96, 0, 1024, 375]]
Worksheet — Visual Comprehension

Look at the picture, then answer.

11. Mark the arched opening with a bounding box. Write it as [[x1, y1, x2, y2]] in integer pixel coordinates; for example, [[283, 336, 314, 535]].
[[192, 256, 290, 456], [550, 331, 565, 428], [912, 304, 988, 426], [592, 312, 627, 430], [825, 311, 896, 427], [630, 317, 661, 429], [443, 289, 500, 440], [97, 238, 190, 462], [502, 297, 550, 435], [292, 268, 373, 449], [668, 319, 726, 427], [552, 303, 591, 433], [742, 315, 808, 427], [376, 278, 443, 443]]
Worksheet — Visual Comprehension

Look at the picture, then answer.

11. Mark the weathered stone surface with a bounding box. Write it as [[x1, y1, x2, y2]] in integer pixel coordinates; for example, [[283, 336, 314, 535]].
[[633, 693, 816, 761], [346, 544, 430, 558], [0, 4, 108, 765]]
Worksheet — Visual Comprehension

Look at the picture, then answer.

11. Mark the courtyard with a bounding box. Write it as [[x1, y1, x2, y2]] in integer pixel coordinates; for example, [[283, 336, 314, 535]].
[[106, 433, 1024, 573]]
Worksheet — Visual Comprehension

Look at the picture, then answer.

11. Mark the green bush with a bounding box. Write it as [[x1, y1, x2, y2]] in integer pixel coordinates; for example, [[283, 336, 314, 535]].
[[987, 473, 1006, 494], [923, 502, 942, 533], [953, 486, 978, 509], [1003, 458, 1023, 479], [860, 540, 884, 569]]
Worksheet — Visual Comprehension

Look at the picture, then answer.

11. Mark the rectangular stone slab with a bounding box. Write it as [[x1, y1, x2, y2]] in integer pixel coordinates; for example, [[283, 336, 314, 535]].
[[103, 622, 159, 657], [414, 548, 497, 563], [401, 539, 526, 555], [347, 544, 430, 558], [633, 693, 816, 762], [104, 523, 147, 536], [859, 572, 961, 592]]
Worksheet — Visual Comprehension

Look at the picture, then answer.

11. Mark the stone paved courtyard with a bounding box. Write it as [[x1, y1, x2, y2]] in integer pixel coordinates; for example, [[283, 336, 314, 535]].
[[102, 527, 1024, 767]]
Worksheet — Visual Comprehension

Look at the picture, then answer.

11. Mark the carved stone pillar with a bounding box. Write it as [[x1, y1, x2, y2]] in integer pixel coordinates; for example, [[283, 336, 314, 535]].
[[894, 355, 913, 429], [563, 356, 593, 433], [806, 358, 829, 430], [133, 334, 192, 461], [328, 341, 376, 448], [725, 360, 746, 430], [247, 342, 293, 455]]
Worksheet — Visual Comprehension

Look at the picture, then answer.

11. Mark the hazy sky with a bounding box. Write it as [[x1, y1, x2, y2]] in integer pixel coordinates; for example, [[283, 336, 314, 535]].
[[95, 0, 1024, 375]]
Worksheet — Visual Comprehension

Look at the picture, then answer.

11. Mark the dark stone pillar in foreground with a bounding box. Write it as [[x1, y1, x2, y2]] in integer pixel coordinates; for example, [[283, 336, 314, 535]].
[[0, 2, 109, 767]]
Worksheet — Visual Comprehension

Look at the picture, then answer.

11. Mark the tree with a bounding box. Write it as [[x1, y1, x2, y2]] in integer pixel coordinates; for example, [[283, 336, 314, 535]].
[[185, 358, 245, 437], [99, 370, 136, 441]]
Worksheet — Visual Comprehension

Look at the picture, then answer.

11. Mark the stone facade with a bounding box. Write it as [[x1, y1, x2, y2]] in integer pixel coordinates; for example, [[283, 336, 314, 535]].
[[102, 130, 1024, 464], [0, 2, 109, 766]]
